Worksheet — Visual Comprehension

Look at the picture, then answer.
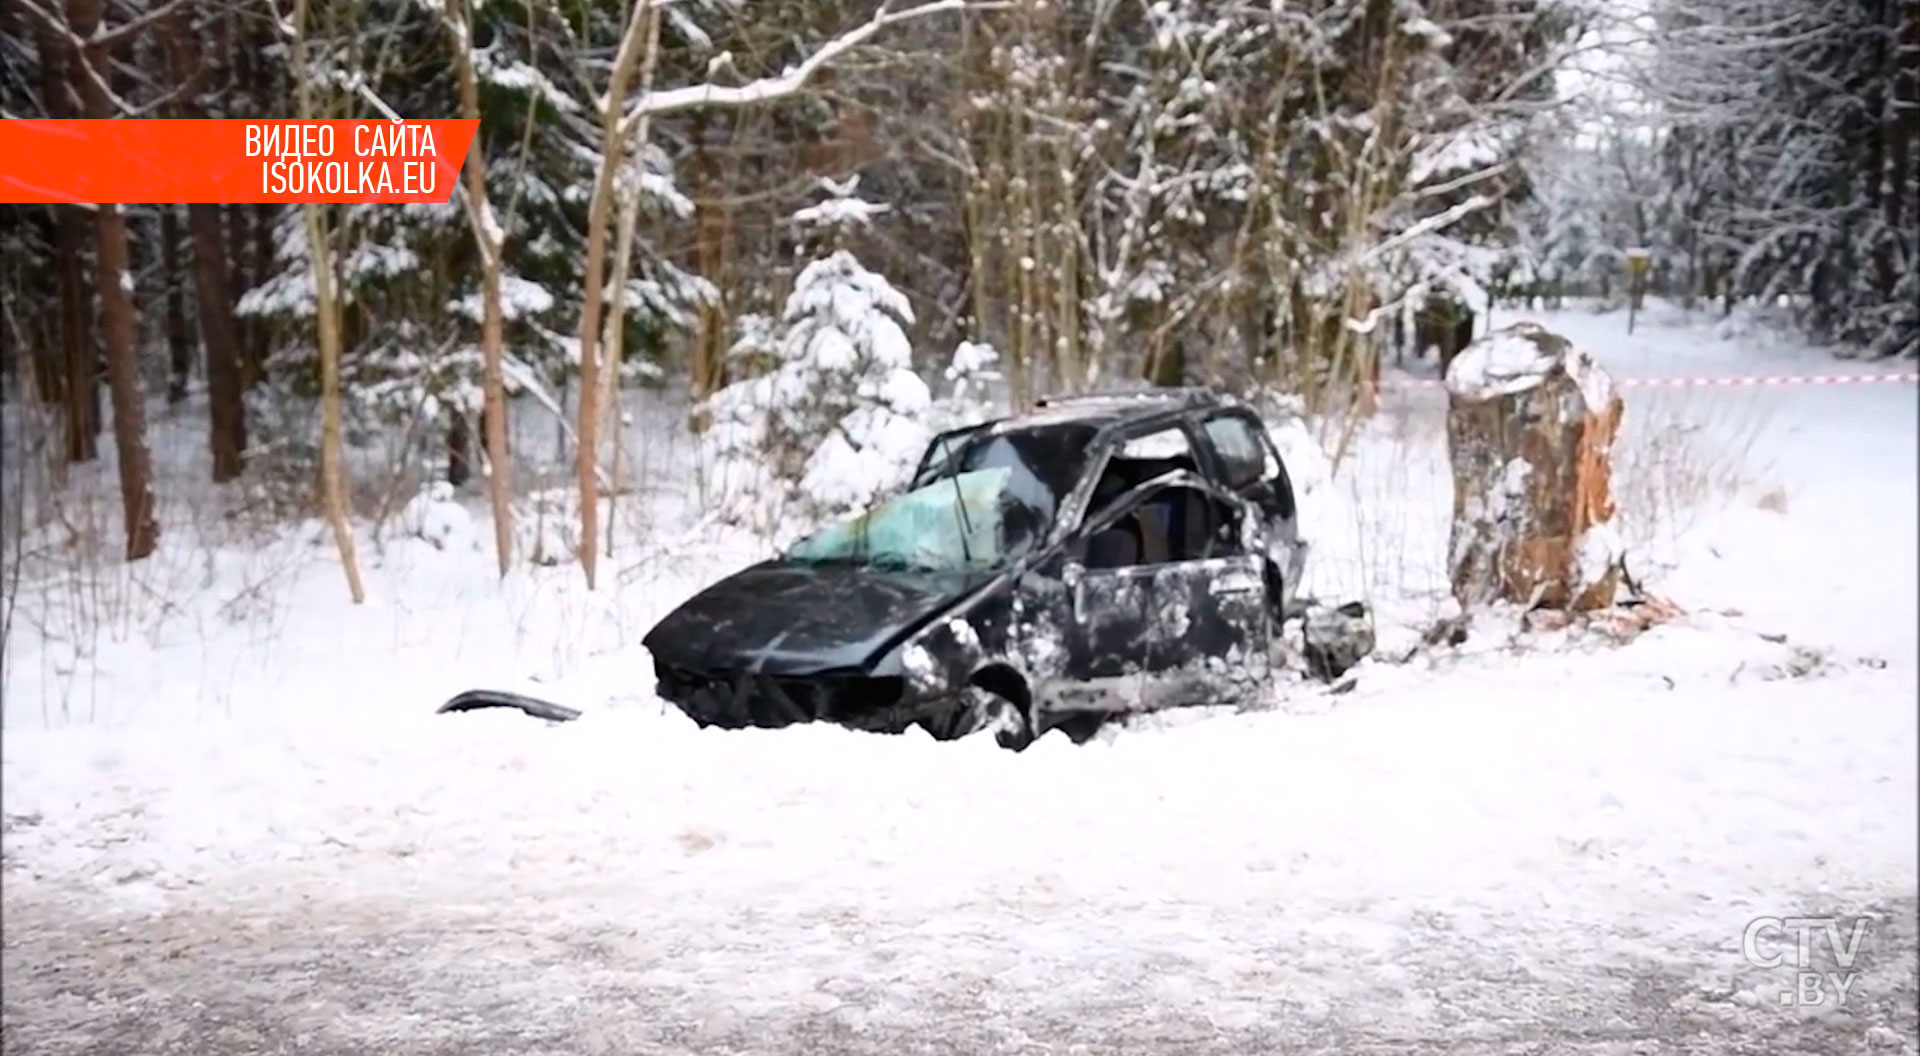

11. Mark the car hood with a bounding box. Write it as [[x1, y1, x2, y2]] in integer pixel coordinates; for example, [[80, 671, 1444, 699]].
[[642, 560, 1000, 676]]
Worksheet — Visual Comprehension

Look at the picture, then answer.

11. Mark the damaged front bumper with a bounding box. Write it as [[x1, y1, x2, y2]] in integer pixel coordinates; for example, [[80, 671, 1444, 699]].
[[653, 663, 945, 735]]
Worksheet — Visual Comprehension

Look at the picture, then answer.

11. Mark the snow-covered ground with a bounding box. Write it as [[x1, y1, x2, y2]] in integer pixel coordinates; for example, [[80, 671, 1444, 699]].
[[4, 305, 1916, 1054]]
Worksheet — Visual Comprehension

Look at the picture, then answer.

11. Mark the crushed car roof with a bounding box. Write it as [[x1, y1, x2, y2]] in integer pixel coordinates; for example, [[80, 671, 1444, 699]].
[[985, 387, 1231, 432]]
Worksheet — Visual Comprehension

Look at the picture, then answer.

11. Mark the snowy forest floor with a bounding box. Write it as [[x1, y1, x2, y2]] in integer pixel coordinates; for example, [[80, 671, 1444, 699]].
[[3, 303, 1917, 1055]]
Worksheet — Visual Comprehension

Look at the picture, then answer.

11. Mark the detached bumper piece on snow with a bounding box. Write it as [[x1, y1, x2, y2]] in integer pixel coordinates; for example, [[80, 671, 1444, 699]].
[[655, 664, 921, 734], [438, 689, 582, 723]]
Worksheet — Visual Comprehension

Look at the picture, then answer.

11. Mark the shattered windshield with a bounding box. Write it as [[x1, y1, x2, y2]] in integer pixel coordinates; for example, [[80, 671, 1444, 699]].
[[786, 428, 1086, 572]]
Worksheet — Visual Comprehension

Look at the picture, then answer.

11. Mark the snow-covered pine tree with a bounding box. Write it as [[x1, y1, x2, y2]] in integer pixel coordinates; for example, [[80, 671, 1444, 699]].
[[938, 340, 1003, 431], [701, 177, 933, 528]]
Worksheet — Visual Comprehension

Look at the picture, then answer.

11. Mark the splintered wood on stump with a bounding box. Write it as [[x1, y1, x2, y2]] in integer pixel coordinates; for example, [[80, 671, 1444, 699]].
[[1445, 323, 1625, 612]]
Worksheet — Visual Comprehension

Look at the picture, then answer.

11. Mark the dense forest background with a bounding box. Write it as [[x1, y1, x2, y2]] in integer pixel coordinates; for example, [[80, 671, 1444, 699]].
[[0, 0, 1914, 579]]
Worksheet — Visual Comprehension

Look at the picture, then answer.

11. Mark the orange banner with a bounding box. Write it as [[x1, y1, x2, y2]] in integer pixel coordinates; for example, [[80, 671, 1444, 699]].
[[0, 120, 480, 204]]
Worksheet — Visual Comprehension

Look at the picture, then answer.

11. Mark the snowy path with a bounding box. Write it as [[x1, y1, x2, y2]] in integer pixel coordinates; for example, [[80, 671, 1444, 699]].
[[5, 309, 1917, 1054], [5, 894, 1912, 1055]]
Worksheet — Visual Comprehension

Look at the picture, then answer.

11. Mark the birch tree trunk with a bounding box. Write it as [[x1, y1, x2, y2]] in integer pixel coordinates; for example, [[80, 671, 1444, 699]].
[[573, 0, 660, 591], [597, 0, 664, 559], [446, 0, 514, 577], [292, 0, 365, 603], [302, 205, 366, 604]]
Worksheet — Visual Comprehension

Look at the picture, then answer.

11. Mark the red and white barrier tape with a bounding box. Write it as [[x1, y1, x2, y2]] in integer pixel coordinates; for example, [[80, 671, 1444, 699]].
[[1616, 372, 1920, 389], [1379, 372, 1920, 390]]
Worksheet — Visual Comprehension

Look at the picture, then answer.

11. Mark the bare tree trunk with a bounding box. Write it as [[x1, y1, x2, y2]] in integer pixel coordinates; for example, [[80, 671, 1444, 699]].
[[161, 207, 193, 405], [192, 203, 249, 481], [222, 207, 248, 372], [33, 15, 99, 463], [160, 4, 249, 481], [1145, 333, 1184, 388], [1887, 0, 1919, 290], [69, 0, 155, 554], [244, 206, 274, 387], [57, 211, 99, 464], [598, 0, 664, 559], [447, 407, 472, 487], [957, 7, 1001, 366], [302, 205, 365, 603], [67, 0, 159, 559], [291, 0, 365, 603], [21, 212, 66, 408], [574, 0, 659, 591], [446, 0, 514, 576], [0, 4, 32, 403], [686, 115, 730, 429], [232, 17, 273, 390]]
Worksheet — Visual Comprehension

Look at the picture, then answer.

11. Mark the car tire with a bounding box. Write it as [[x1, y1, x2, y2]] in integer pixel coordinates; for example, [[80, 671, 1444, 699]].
[[1262, 558, 1290, 625], [967, 667, 1036, 752], [990, 698, 1036, 751], [1054, 713, 1106, 745], [916, 704, 982, 742]]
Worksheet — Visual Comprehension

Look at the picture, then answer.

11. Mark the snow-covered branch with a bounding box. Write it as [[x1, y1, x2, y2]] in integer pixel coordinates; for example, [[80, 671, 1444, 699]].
[[617, 0, 993, 130], [15, 0, 194, 51], [1362, 194, 1498, 266]]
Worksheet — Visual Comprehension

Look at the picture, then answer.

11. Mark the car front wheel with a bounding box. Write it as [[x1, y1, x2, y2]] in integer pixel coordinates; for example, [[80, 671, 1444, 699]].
[[987, 695, 1036, 751], [915, 702, 983, 742]]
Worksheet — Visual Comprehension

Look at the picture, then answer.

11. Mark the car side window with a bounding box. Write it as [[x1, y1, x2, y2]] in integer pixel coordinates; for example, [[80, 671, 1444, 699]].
[[1117, 428, 1192, 461], [1201, 415, 1267, 490], [1083, 484, 1244, 571], [1088, 426, 1198, 509]]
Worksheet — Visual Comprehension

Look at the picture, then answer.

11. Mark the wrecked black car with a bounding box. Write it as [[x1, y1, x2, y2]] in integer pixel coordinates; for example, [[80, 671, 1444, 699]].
[[640, 387, 1310, 750]]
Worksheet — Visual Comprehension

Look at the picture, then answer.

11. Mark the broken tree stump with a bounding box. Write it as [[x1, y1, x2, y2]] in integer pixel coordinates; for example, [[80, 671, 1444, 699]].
[[1445, 322, 1626, 612]]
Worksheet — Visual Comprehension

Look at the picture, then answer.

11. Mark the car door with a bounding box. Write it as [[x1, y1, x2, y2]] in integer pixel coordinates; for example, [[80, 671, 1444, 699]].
[[1196, 409, 1307, 618], [1130, 482, 1273, 710], [1036, 422, 1199, 713], [1055, 477, 1271, 714], [1048, 523, 1153, 714]]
